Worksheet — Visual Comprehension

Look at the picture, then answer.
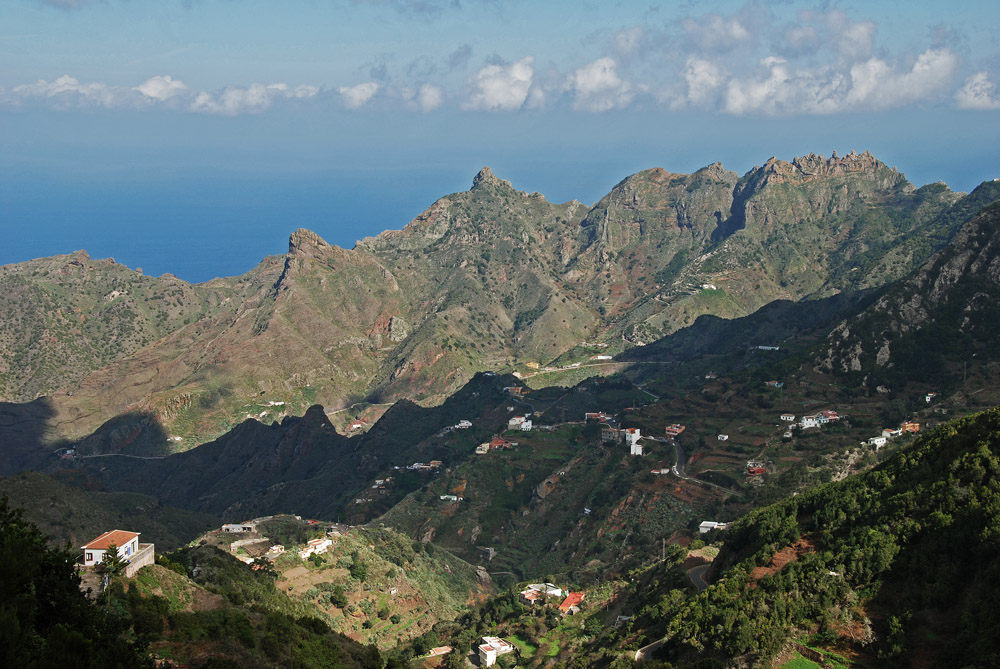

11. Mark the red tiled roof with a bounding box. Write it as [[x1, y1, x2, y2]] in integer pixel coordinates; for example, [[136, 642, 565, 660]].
[[560, 592, 585, 610], [82, 530, 139, 550]]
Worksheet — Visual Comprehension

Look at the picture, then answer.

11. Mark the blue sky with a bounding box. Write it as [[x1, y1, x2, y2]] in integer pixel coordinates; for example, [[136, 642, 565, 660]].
[[2, 0, 999, 281]]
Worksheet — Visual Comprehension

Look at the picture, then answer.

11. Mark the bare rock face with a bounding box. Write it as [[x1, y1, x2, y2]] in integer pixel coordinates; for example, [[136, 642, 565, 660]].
[[474, 565, 492, 587], [288, 228, 332, 257], [817, 198, 1000, 380], [470, 166, 513, 192]]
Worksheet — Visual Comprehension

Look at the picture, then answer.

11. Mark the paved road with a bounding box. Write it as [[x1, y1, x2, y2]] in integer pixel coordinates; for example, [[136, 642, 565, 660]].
[[687, 564, 711, 592], [77, 453, 166, 460], [634, 638, 665, 663], [671, 440, 686, 476]]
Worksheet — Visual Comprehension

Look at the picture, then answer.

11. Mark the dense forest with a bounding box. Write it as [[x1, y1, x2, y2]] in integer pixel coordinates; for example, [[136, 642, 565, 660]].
[[621, 408, 1000, 666]]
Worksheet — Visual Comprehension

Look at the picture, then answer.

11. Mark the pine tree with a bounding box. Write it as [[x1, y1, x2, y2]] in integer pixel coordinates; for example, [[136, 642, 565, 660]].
[[98, 542, 127, 582]]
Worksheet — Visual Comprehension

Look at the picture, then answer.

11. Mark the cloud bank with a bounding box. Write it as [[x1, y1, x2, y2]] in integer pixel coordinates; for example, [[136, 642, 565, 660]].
[[5, 6, 997, 117]]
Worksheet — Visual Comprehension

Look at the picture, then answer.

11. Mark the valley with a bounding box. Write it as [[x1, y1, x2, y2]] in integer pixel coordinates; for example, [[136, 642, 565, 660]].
[[4, 153, 1000, 667]]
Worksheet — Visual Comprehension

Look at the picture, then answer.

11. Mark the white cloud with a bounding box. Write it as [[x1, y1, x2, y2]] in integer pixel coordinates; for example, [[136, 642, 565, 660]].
[[682, 14, 750, 53], [722, 57, 848, 115], [716, 46, 959, 116], [136, 75, 187, 101], [415, 83, 444, 111], [674, 56, 726, 109], [338, 82, 379, 109], [462, 56, 534, 111], [6, 74, 320, 115], [13, 74, 129, 108], [955, 72, 1000, 110], [723, 57, 791, 114], [823, 10, 876, 61], [846, 48, 959, 110], [781, 24, 818, 55], [609, 27, 645, 58], [778, 9, 874, 61], [191, 83, 318, 115], [565, 57, 634, 112]]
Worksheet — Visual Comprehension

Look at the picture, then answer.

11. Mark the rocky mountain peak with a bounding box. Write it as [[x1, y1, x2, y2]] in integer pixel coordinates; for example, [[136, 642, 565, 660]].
[[288, 228, 332, 257], [470, 166, 514, 192], [698, 161, 735, 181]]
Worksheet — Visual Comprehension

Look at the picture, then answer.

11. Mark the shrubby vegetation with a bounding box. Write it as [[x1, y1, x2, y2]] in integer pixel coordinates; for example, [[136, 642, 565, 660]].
[[643, 409, 1000, 666], [0, 496, 150, 667]]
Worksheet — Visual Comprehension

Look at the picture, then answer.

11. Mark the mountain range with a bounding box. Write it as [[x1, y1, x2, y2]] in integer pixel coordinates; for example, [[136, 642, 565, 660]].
[[2, 152, 994, 459], [6, 151, 1000, 667]]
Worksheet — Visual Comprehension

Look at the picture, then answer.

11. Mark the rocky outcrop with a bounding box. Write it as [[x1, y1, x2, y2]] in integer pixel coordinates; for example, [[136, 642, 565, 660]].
[[817, 195, 1000, 383]]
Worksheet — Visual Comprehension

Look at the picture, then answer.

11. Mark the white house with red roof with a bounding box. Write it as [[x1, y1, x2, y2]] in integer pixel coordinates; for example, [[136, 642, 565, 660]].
[[81, 529, 155, 577], [82, 530, 140, 567]]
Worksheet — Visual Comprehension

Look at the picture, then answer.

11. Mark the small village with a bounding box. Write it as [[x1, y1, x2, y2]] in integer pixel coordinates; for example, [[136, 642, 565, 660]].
[[62, 367, 956, 667]]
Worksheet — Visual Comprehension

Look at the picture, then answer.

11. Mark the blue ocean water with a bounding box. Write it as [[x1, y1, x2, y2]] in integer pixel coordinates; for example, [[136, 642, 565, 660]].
[[0, 170, 473, 283]]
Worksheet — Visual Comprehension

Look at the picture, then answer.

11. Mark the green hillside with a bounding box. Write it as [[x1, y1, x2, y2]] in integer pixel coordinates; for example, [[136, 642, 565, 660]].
[[2, 153, 990, 457], [621, 408, 1000, 666], [0, 471, 218, 551]]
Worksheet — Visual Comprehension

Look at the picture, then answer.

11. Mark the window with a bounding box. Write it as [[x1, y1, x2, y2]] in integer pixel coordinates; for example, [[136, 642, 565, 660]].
[[86, 552, 93, 562]]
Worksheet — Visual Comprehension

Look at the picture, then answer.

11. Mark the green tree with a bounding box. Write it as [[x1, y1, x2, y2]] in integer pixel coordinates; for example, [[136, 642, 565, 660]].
[[98, 542, 127, 584], [0, 496, 149, 667]]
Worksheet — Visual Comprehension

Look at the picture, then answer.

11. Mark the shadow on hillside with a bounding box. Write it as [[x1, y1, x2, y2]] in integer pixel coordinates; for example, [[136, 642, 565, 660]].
[[75, 411, 171, 458], [618, 289, 878, 365], [0, 396, 59, 475]]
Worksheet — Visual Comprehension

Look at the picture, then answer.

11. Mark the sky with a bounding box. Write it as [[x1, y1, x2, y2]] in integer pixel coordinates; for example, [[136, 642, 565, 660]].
[[2, 0, 999, 281]]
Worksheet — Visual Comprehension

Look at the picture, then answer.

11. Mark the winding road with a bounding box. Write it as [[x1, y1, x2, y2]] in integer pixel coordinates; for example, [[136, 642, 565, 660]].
[[687, 564, 711, 592]]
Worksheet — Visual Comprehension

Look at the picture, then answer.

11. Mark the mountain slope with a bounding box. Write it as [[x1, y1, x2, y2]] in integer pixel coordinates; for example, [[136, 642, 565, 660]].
[[818, 182, 1000, 390], [2, 154, 991, 455], [628, 407, 1000, 667], [77, 373, 520, 520], [0, 470, 218, 551]]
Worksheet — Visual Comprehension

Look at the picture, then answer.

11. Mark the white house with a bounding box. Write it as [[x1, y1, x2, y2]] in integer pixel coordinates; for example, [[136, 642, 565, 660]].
[[698, 521, 728, 534], [527, 583, 564, 597], [623, 428, 641, 445], [882, 428, 902, 438], [508, 416, 526, 428], [780, 414, 796, 422], [221, 523, 257, 533], [630, 442, 643, 456], [717, 434, 729, 441], [455, 420, 473, 429], [520, 420, 533, 431], [801, 414, 820, 429], [82, 530, 141, 567], [478, 637, 514, 667], [868, 436, 888, 449], [299, 537, 333, 560]]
